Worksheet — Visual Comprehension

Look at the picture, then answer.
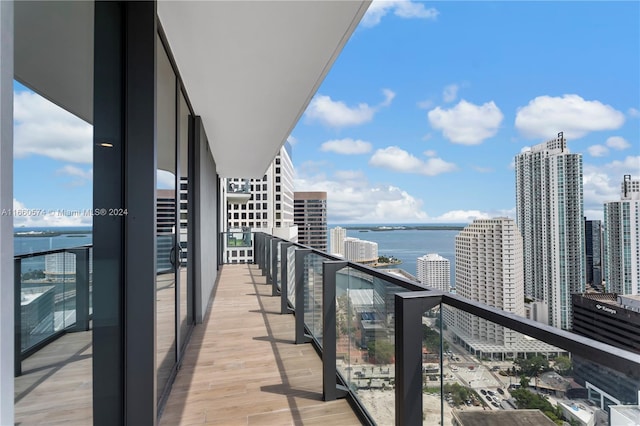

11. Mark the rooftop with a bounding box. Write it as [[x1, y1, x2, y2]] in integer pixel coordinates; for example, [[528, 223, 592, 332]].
[[452, 408, 557, 426]]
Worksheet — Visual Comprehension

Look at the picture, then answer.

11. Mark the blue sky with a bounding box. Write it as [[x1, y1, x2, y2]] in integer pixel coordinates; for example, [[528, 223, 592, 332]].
[[12, 1, 640, 226], [290, 0, 640, 223]]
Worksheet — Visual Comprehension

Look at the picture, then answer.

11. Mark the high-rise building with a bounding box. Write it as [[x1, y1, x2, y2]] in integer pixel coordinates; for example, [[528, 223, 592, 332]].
[[451, 218, 525, 348], [604, 175, 640, 295], [223, 144, 297, 263], [343, 237, 378, 264], [584, 218, 603, 290], [572, 293, 640, 410], [294, 191, 327, 252], [515, 133, 585, 329], [329, 226, 346, 257], [416, 253, 450, 292]]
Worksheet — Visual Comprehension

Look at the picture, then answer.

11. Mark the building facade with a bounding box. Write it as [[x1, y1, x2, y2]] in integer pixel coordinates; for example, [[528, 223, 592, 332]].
[[417, 253, 450, 292], [604, 175, 640, 295], [584, 218, 603, 291], [223, 144, 297, 263], [343, 237, 378, 264], [572, 293, 640, 410], [293, 191, 327, 252], [451, 218, 525, 349], [515, 134, 585, 329], [329, 226, 346, 257]]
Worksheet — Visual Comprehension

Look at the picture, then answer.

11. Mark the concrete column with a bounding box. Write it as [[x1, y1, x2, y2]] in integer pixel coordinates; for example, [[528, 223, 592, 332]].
[[0, 1, 14, 424]]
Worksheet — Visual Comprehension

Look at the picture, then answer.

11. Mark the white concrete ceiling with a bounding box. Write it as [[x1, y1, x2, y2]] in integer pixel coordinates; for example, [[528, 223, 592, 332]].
[[157, 1, 370, 177], [14, 1, 94, 124], [13, 1, 370, 178]]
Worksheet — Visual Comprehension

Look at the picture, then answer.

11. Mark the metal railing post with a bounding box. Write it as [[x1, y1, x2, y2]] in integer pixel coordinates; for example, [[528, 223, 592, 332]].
[[322, 260, 348, 401], [395, 291, 442, 426], [14, 258, 22, 376], [280, 243, 294, 314], [270, 238, 279, 292], [264, 235, 271, 281], [257, 233, 264, 270], [252, 232, 258, 265], [294, 249, 312, 344], [70, 247, 91, 332]]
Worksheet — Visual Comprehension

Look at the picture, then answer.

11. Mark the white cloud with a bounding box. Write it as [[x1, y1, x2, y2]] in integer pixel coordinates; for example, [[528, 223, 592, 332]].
[[515, 94, 625, 140], [361, 0, 439, 28], [417, 99, 434, 110], [56, 165, 93, 186], [14, 91, 93, 163], [442, 84, 459, 103], [423, 150, 437, 157], [587, 145, 609, 157], [320, 138, 372, 155], [606, 136, 631, 151], [12, 199, 92, 227], [369, 146, 457, 176], [583, 155, 640, 220], [472, 166, 494, 173], [381, 88, 396, 107], [286, 135, 298, 146], [305, 89, 395, 128], [628, 107, 640, 118], [295, 171, 429, 223], [295, 170, 514, 224], [428, 100, 503, 145], [434, 210, 491, 222]]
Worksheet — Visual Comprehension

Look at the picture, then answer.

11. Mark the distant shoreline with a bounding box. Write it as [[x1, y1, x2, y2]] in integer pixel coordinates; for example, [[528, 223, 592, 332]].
[[14, 230, 91, 238], [344, 225, 464, 231]]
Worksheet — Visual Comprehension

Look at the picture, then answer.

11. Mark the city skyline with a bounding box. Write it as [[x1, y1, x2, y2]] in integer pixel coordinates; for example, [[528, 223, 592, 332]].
[[11, 1, 640, 227]]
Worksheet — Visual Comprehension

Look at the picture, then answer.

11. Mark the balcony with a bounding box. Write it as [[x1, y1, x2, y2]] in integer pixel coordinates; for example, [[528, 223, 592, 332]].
[[226, 179, 252, 204], [14, 234, 640, 425]]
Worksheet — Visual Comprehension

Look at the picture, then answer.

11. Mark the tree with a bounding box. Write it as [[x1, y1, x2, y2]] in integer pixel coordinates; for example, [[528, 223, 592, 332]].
[[514, 355, 549, 378], [421, 324, 449, 353], [367, 340, 394, 364], [554, 355, 572, 375], [511, 388, 564, 425]]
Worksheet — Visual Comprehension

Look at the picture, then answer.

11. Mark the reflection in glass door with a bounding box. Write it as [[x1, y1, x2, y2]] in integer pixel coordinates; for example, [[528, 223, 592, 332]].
[[156, 36, 177, 405], [178, 91, 193, 354]]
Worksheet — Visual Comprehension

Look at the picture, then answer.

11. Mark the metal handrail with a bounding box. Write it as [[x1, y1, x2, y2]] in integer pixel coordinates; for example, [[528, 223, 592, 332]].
[[253, 232, 640, 426]]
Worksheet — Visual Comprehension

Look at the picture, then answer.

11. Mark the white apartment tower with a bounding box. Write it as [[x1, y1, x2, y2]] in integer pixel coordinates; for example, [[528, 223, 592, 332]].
[[344, 237, 378, 264], [417, 254, 450, 292], [330, 226, 347, 257], [604, 175, 640, 295], [515, 133, 585, 329], [223, 143, 297, 263], [453, 218, 525, 347]]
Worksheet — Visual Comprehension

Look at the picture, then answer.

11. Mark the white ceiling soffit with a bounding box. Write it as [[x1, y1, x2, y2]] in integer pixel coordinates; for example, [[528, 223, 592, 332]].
[[14, 1, 94, 124], [158, 0, 370, 178]]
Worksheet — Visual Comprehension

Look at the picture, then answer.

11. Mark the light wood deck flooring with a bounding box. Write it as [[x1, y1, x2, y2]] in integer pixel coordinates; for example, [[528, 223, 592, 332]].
[[160, 263, 363, 426], [13, 263, 362, 425]]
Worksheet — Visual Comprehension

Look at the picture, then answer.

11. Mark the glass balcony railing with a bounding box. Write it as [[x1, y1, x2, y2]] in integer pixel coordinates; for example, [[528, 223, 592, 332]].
[[14, 245, 93, 376], [253, 232, 640, 426], [220, 230, 254, 264]]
